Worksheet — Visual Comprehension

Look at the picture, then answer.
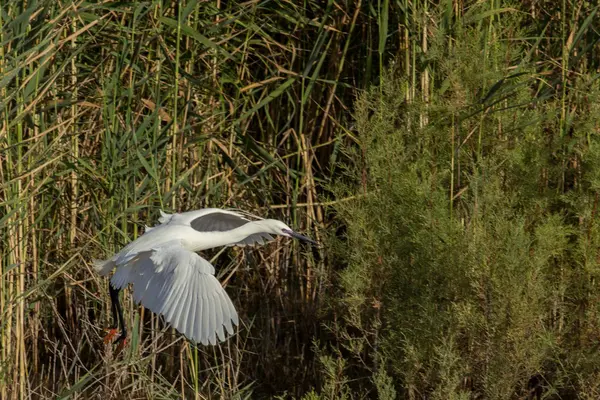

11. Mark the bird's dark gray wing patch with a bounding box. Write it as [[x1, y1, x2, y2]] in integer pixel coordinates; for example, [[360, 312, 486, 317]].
[[234, 232, 274, 247], [190, 212, 250, 232]]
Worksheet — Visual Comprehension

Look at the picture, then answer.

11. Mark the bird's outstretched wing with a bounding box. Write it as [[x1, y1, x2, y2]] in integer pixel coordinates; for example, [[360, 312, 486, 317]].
[[190, 210, 251, 232], [110, 241, 238, 345]]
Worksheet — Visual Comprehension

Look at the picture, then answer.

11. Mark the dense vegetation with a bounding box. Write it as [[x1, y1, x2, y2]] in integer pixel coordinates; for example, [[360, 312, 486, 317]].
[[2, 0, 600, 398]]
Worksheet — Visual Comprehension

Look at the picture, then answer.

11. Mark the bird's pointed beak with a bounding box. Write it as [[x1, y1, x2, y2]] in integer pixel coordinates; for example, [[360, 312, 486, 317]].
[[283, 229, 318, 245]]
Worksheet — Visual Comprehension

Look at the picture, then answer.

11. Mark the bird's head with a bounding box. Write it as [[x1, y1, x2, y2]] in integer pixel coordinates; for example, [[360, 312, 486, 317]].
[[265, 219, 318, 245]]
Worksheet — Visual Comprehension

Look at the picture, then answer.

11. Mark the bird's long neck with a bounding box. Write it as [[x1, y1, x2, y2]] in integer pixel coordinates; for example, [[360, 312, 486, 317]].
[[230, 220, 273, 241], [191, 220, 275, 251]]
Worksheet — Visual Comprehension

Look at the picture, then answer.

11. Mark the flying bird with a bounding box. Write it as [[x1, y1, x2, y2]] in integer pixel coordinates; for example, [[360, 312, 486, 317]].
[[94, 208, 317, 347]]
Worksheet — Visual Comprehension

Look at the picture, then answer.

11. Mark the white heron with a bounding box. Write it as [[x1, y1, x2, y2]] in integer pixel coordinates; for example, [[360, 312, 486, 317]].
[[94, 208, 317, 348]]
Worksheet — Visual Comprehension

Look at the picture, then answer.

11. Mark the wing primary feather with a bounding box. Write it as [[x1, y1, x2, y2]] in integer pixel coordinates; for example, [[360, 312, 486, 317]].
[[134, 275, 150, 304], [215, 292, 230, 339], [154, 268, 176, 306], [163, 272, 187, 323], [186, 271, 199, 344], [171, 266, 192, 332], [212, 292, 224, 340], [143, 263, 169, 314], [197, 290, 205, 345], [226, 294, 239, 326], [193, 274, 204, 344], [201, 280, 211, 345], [161, 285, 179, 322], [207, 293, 217, 345], [148, 280, 171, 317], [182, 266, 198, 341], [162, 261, 187, 319], [181, 263, 196, 335], [216, 322, 225, 342], [173, 279, 188, 334], [219, 292, 234, 335], [140, 275, 158, 312]]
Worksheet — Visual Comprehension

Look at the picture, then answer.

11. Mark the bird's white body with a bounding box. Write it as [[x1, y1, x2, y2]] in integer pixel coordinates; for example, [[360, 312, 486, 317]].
[[94, 208, 312, 346]]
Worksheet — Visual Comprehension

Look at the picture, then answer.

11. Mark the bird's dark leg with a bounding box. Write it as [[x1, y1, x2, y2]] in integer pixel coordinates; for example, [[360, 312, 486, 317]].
[[108, 283, 127, 344], [109, 284, 118, 330]]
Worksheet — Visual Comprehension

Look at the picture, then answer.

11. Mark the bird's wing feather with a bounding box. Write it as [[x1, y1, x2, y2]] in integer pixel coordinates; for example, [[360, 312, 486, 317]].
[[110, 242, 238, 345], [190, 211, 250, 232]]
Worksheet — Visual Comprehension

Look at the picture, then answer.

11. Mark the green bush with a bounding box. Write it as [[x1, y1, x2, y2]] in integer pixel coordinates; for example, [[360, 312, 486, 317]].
[[330, 13, 600, 400]]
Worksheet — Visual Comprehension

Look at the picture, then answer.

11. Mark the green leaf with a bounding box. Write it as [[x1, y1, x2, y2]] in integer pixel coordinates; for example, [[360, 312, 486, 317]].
[[237, 77, 296, 122], [159, 16, 234, 60]]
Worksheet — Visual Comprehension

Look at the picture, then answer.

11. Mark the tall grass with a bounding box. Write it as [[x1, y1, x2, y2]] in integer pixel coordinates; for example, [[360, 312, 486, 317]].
[[1, 0, 600, 399], [0, 0, 383, 397]]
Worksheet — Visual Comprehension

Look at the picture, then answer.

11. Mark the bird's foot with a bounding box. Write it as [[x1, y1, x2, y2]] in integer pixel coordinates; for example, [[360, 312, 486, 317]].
[[103, 328, 119, 345], [104, 328, 128, 354]]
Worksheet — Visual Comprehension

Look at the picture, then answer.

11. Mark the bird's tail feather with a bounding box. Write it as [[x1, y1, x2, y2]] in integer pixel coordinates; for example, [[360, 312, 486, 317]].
[[158, 210, 173, 224], [92, 259, 116, 276]]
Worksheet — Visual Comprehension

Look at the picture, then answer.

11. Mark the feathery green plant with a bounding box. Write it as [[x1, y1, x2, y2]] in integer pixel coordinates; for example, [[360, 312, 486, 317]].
[[327, 2, 600, 398]]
